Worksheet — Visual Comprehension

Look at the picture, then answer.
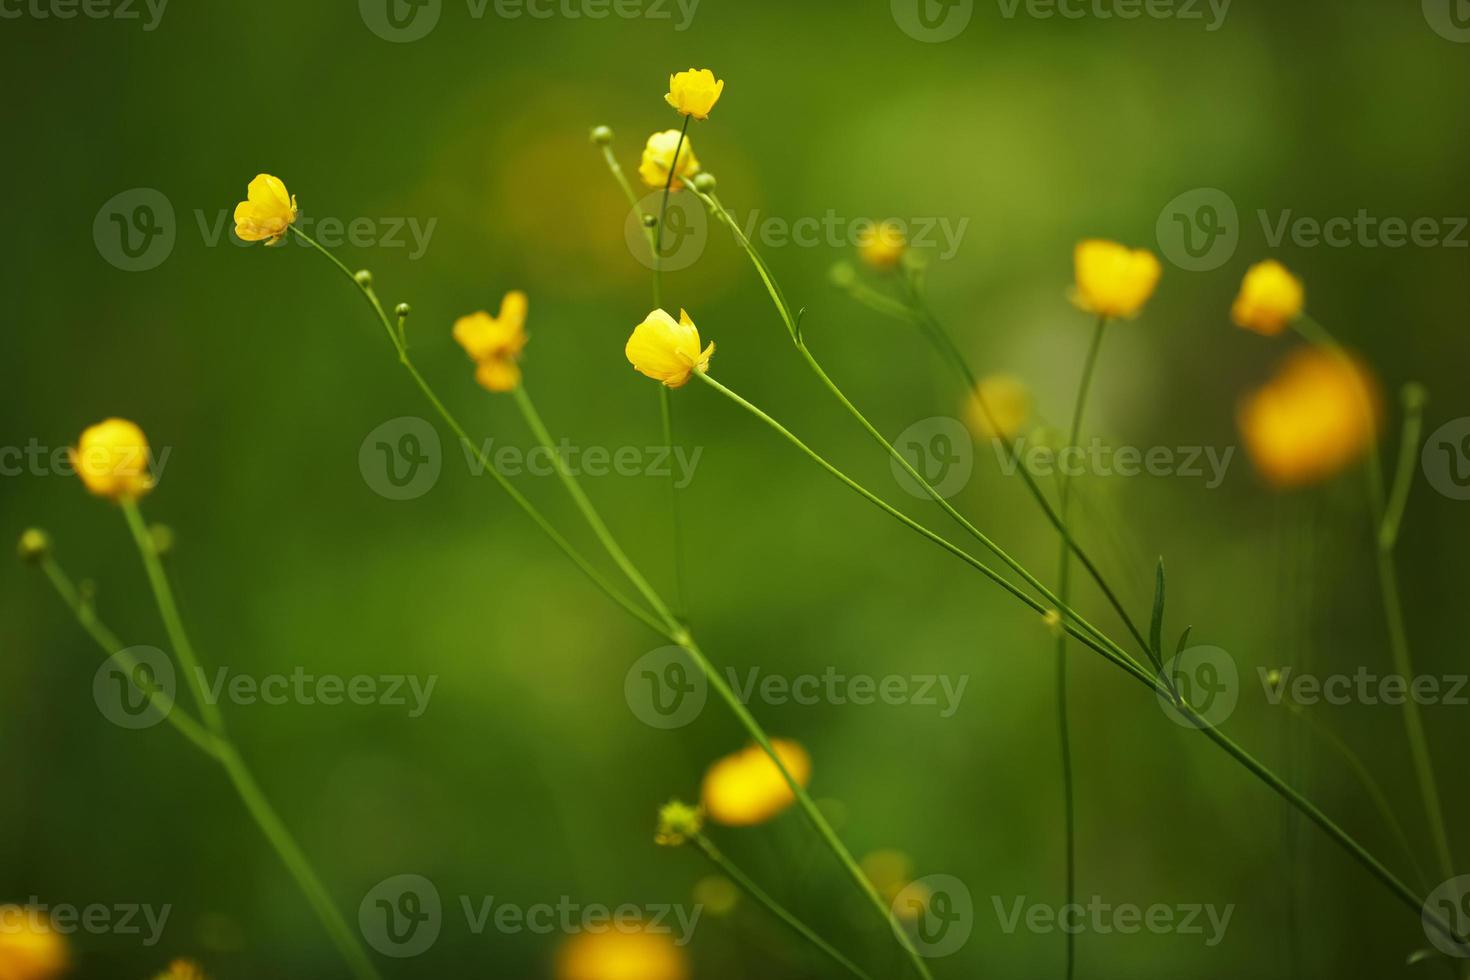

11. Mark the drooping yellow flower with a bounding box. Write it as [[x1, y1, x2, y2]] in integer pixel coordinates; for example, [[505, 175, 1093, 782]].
[[1070, 239, 1162, 319], [1238, 346, 1382, 488], [232, 174, 298, 245], [1232, 259, 1304, 336], [555, 926, 689, 980], [70, 418, 154, 502], [964, 374, 1031, 440], [637, 130, 701, 191], [654, 800, 704, 847], [453, 291, 529, 393], [701, 739, 811, 826], [0, 908, 67, 980], [154, 960, 206, 980], [625, 309, 714, 389], [857, 220, 906, 270], [664, 68, 724, 120]]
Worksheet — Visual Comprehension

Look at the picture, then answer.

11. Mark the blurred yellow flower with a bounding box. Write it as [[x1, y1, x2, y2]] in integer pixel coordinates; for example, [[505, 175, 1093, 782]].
[[1071, 240, 1161, 318], [153, 960, 206, 980], [1231, 259, 1304, 336], [625, 309, 714, 388], [1238, 346, 1382, 488], [555, 926, 689, 980], [701, 739, 811, 826], [0, 908, 67, 980], [889, 879, 935, 922], [453, 291, 529, 393], [232, 174, 298, 245], [664, 68, 724, 120], [861, 849, 915, 903], [963, 374, 1031, 440], [70, 418, 154, 502], [654, 800, 704, 847], [692, 876, 740, 917], [637, 130, 701, 191], [857, 220, 906, 270]]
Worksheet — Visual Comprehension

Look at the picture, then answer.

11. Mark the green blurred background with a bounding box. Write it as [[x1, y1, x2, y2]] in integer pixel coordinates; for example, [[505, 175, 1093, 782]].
[[5, 0, 1470, 975]]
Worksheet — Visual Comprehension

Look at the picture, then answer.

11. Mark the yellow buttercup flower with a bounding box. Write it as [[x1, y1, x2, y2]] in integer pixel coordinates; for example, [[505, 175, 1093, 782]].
[[232, 174, 298, 245], [654, 799, 704, 847], [701, 739, 811, 826], [154, 960, 206, 980], [637, 130, 701, 191], [1232, 259, 1304, 336], [70, 418, 154, 502], [453, 291, 529, 393], [1238, 346, 1381, 488], [625, 309, 714, 388], [0, 907, 67, 980], [555, 926, 689, 980], [664, 68, 724, 120], [857, 220, 906, 270], [1071, 239, 1161, 319], [964, 374, 1031, 440]]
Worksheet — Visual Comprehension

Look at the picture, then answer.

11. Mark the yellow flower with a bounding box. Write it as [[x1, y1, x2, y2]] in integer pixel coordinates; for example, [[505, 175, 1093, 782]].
[[0, 908, 67, 980], [625, 309, 714, 389], [70, 418, 154, 502], [861, 849, 915, 904], [964, 374, 1031, 440], [1232, 259, 1304, 336], [555, 926, 689, 980], [701, 739, 811, 826], [1070, 239, 1161, 318], [637, 130, 701, 191], [1238, 346, 1382, 488], [857, 220, 906, 270], [664, 68, 724, 120], [453, 291, 529, 393], [232, 174, 298, 245], [154, 960, 206, 980], [890, 879, 935, 923], [654, 800, 704, 847]]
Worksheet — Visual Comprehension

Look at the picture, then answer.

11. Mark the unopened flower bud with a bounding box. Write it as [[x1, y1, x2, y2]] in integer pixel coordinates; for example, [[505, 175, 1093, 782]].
[[17, 528, 51, 564], [590, 125, 614, 145]]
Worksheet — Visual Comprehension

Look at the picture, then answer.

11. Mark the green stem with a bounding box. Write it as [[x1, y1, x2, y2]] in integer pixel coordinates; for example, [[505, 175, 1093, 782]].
[[693, 833, 873, 980], [653, 115, 692, 288]]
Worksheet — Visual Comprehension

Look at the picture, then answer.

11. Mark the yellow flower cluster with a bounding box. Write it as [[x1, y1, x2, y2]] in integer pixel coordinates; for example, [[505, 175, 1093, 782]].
[[453, 291, 530, 392], [71, 418, 154, 502]]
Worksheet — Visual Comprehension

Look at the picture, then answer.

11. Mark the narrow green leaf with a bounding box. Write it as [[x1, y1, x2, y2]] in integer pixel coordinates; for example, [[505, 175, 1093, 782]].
[[1149, 556, 1166, 667], [1175, 625, 1193, 657]]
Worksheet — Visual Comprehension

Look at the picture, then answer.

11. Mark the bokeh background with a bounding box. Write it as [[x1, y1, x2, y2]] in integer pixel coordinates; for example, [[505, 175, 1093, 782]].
[[4, 0, 1470, 976]]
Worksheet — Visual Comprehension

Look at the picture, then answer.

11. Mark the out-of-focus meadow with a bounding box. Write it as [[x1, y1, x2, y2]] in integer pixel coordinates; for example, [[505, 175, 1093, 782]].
[[4, 0, 1470, 976]]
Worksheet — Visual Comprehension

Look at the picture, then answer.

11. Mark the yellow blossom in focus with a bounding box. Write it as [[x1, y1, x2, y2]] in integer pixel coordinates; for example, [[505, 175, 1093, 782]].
[[701, 739, 811, 826], [1070, 240, 1161, 319], [0, 907, 67, 980], [964, 374, 1031, 440], [1232, 260, 1304, 336], [153, 960, 206, 980], [555, 925, 689, 980], [625, 309, 714, 388], [637, 130, 701, 191], [453, 291, 529, 393], [857, 220, 906, 270], [654, 800, 704, 847], [1238, 346, 1382, 488], [232, 174, 298, 245], [70, 418, 154, 502], [664, 68, 724, 120]]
